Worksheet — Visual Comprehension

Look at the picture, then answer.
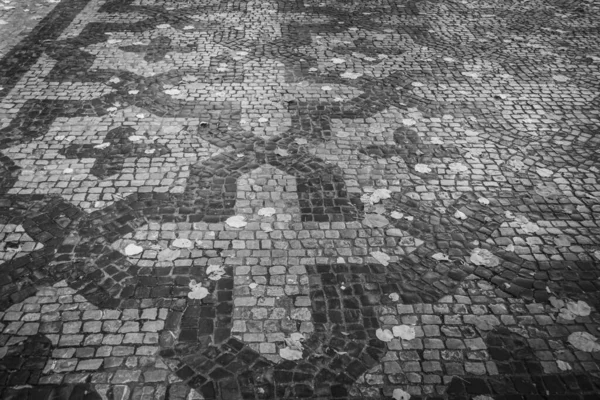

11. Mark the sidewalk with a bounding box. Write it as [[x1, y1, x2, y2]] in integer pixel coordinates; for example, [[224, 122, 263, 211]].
[[0, 0, 599, 399]]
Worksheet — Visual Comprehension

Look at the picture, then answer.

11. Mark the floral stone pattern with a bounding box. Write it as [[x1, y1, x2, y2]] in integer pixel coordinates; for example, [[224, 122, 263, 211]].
[[0, 0, 600, 399]]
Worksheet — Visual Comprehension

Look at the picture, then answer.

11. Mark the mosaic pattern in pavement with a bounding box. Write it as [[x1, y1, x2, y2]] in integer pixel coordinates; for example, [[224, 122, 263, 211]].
[[1, 0, 600, 398]]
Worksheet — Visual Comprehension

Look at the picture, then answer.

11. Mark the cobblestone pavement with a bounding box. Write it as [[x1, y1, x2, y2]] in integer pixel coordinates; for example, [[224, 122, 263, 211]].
[[1, 0, 600, 398]]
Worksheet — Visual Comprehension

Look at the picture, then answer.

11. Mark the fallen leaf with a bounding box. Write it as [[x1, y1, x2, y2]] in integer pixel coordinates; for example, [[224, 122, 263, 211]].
[[63, 168, 74, 174], [226, 215, 247, 228], [280, 347, 303, 360], [249, 282, 258, 289], [295, 138, 307, 145], [128, 135, 145, 142], [520, 222, 540, 234], [566, 300, 591, 317], [164, 88, 181, 95], [470, 248, 500, 267], [557, 360, 572, 371], [274, 148, 288, 157], [156, 24, 171, 29], [552, 74, 570, 82], [371, 251, 390, 266], [258, 207, 276, 217], [340, 71, 363, 79], [370, 188, 392, 204], [432, 253, 450, 261], [124, 243, 143, 256], [136, 114, 145, 119], [188, 280, 208, 300], [568, 332, 600, 352], [331, 58, 346, 64], [470, 315, 500, 331], [158, 249, 181, 262], [392, 388, 411, 400], [108, 77, 120, 84], [505, 244, 515, 252], [172, 238, 193, 249], [206, 265, 226, 281], [392, 325, 416, 340], [462, 71, 480, 78], [183, 25, 194, 30], [145, 149, 155, 154], [402, 119, 416, 126], [549, 296, 565, 309], [321, 86, 333, 91], [362, 214, 389, 228], [454, 210, 467, 220], [376, 328, 394, 342], [390, 211, 404, 219], [93, 143, 111, 149], [414, 164, 431, 173], [430, 137, 444, 144], [389, 293, 400, 301], [478, 197, 490, 205], [449, 162, 468, 173]]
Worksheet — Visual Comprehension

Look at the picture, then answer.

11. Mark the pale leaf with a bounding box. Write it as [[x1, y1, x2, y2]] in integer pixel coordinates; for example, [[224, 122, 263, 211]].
[[390, 211, 404, 219], [331, 58, 346, 64], [164, 88, 181, 95], [158, 249, 181, 262], [295, 138, 308, 145], [392, 388, 411, 400], [128, 135, 145, 142], [274, 148, 288, 156], [552, 74, 569, 82], [470, 248, 500, 267], [432, 253, 450, 261], [392, 325, 416, 340], [226, 215, 247, 228], [258, 207, 276, 217], [414, 164, 431, 173], [566, 300, 591, 317], [449, 162, 468, 173], [370, 188, 392, 204], [478, 197, 490, 205], [376, 328, 394, 342], [389, 293, 400, 301], [454, 210, 467, 220], [93, 143, 111, 149], [430, 137, 444, 144], [124, 244, 143, 256], [340, 71, 363, 79], [568, 332, 600, 352], [521, 222, 540, 234], [156, 24, 171, 29], [188, 281, 208, 300], [321, 86, 333, 91], [206, 265, 226, 281], [280, 347, 303, 360], [362, 214, 389, 228], [371, 251, 390, 266], [558, 308, 576, 320], [549, 296, 565, 309], [557, 360, 572, 371]]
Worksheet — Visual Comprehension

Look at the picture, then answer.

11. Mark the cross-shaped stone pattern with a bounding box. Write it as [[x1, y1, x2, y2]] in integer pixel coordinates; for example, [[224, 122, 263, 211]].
[[0, 0, 600, 399]]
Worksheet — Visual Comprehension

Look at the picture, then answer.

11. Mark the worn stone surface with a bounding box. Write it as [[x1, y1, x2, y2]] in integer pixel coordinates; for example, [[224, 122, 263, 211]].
[[1, 0, 600, 398]]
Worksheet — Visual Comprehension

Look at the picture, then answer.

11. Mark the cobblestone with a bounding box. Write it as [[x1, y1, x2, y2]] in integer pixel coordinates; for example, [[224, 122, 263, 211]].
[[1, 0, 600, 398]]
